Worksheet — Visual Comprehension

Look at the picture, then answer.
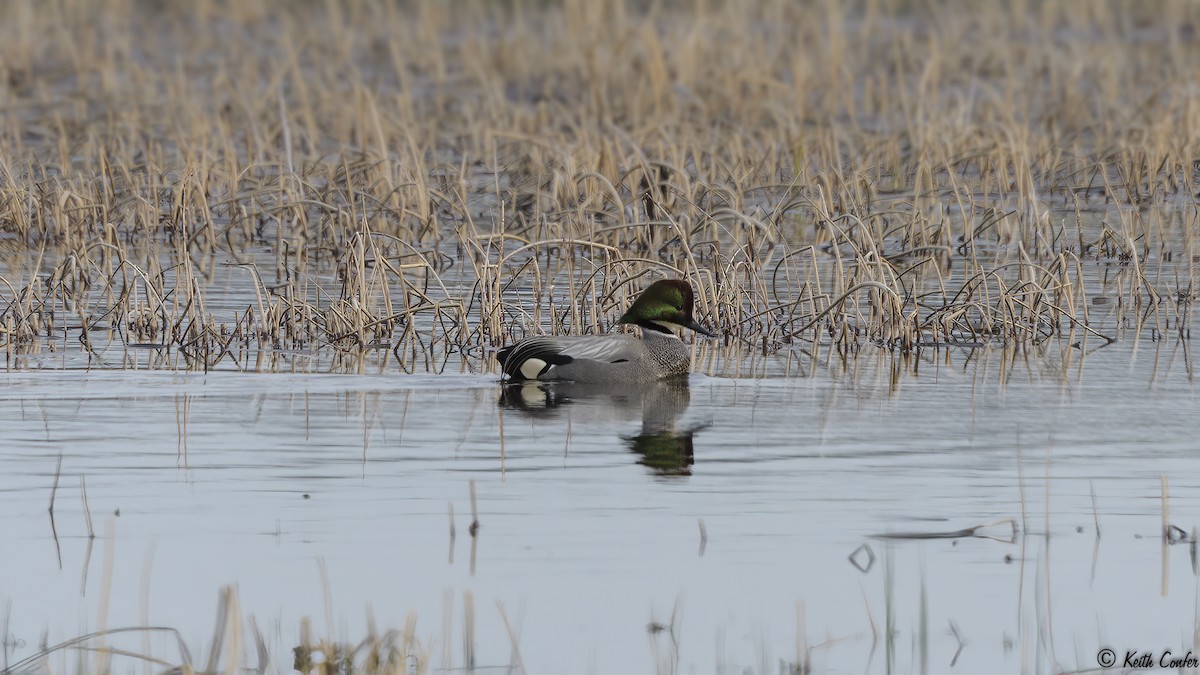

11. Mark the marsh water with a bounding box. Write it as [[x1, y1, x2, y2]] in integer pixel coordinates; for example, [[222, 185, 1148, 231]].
[[0, 186, 1196, 675], [3, 338, 1200, 675]]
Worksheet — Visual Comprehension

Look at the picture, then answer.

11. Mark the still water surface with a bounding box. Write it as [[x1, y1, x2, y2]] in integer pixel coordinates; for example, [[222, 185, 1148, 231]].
[[2, 343, 1199, 674]]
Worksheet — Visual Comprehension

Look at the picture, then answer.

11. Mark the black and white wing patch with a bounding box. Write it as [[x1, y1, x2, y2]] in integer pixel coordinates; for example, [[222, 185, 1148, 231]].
[[497, 338, 573, 380], [497, 335, 637, 381]]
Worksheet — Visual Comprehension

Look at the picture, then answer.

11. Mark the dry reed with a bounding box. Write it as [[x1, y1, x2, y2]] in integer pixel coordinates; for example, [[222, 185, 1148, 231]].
[[0, 0, 1196, 375]]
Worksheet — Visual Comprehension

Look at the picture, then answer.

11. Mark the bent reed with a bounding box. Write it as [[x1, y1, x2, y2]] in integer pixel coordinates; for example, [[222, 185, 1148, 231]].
[[0, 0, 1197, 374]]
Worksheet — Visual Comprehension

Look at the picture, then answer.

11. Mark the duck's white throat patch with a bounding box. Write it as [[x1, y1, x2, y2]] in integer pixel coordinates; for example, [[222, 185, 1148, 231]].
[[650, 320, 685, 337]]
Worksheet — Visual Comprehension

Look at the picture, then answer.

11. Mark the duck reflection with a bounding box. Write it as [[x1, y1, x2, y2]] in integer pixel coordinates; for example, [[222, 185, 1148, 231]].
[[499, 379, 704, 476]]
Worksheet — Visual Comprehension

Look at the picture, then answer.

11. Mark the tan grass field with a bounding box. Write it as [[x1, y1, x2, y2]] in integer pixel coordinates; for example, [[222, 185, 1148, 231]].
[[2, 0, 1198, 374]]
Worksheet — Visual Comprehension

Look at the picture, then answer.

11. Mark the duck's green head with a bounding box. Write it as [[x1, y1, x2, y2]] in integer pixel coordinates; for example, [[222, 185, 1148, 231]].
[[618, 279, 716, 337]]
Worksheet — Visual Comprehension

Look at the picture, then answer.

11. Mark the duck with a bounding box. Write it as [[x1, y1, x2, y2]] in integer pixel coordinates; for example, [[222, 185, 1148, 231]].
[[497, 279, 715, 383]]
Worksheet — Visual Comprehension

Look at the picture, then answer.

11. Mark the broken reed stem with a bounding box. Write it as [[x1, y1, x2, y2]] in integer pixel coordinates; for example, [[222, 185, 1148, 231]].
[[49, 453, 62, 513], [2, 627, 192, 675], [496, 602, 527, 675], [463, 591, 476, 671], [796, 600, 808, 674], [468, 480, 479, 537], [94, 517, 119, 675], [81, 476, 95, 539]]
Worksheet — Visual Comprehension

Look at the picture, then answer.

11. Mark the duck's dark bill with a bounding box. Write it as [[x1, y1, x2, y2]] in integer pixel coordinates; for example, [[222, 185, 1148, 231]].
[[687, 319, 717, 337]]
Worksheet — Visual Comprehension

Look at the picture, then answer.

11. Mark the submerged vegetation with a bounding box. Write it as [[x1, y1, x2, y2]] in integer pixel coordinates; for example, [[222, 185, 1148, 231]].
[[0, 0, 1197, 376]]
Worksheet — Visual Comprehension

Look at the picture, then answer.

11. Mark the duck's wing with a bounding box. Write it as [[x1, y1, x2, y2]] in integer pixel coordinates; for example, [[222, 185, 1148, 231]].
[[497, 335, 641, 381]]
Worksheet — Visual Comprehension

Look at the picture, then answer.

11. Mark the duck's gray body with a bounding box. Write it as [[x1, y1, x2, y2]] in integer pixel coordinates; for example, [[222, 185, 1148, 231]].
[[496, 278, 714, 384], [497, 329, 690, 384]]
